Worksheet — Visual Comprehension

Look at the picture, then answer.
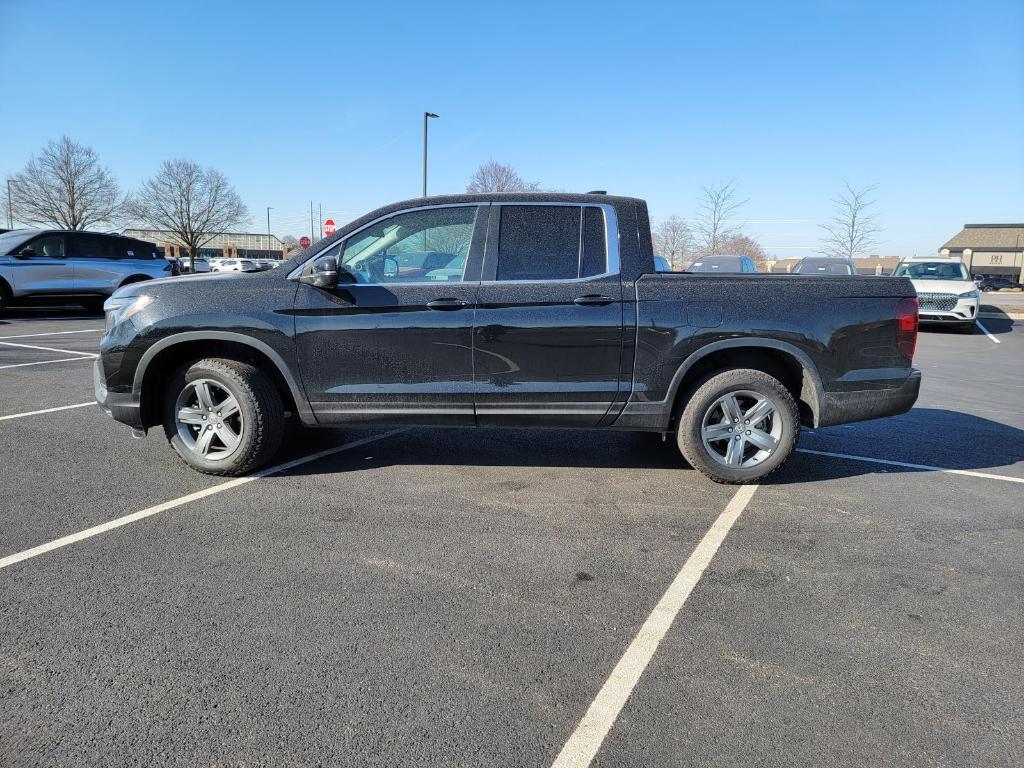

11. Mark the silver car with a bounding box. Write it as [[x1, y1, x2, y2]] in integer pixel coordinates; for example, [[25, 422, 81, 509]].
[[0, 229, 175, 313]]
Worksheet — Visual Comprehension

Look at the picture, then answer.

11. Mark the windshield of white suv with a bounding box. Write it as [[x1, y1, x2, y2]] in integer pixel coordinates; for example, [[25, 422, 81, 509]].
[[894, 262, 969, 280]]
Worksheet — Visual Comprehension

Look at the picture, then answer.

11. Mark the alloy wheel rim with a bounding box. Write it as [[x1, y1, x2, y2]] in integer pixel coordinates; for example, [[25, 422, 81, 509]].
[[701, 389, 783, 468], [174, 378, 243, 461]]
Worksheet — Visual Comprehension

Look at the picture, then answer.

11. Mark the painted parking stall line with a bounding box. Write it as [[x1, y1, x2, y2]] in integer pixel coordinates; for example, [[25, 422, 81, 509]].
[[0, 356, 97, 371], [0, 402, 96, 422], [0, 341, 98, 358], [0, 329, 103, 340], [551, 484, 759, 768], [796, 447, 1024, 484], [975, 320, 1000, 344], [0, 429, 408, 571]]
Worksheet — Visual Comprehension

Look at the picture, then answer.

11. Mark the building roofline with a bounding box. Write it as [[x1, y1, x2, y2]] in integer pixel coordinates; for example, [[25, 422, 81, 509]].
[[963, 224, 1024, 229]]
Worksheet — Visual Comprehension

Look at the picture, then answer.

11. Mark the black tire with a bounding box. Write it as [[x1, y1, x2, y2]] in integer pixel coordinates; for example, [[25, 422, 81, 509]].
[[677, 368, 800, 484], [0, 280, 11, 314], [162, 357, 284, 476]]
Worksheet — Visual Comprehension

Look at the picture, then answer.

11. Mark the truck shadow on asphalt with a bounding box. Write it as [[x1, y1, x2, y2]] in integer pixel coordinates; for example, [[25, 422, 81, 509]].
[[281, 407, 1023, 484]]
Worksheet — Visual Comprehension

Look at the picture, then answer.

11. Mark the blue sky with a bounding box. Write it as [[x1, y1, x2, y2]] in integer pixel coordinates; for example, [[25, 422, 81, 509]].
[[1, 0, 1021, 257]]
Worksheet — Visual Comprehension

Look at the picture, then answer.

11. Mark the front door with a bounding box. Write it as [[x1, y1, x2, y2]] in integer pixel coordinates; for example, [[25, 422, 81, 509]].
[[5, 233, 75, 294], [294, 203, 487, 425], [472, 203, 625, 427], [70, 233, 123, 294]]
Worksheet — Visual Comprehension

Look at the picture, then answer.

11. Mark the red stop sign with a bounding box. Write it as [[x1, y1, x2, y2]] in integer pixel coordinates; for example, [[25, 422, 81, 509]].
[[324, 218, 336, 236], [299, 236, 311, 248]]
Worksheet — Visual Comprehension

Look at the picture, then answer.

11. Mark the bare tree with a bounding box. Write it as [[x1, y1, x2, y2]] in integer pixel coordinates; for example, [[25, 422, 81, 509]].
[[652, 215, 694, 270], [694, 179, 746, 255], [720, 233, 771, 270], [5, 136, 124, 230], [129, 159, 247, 273], [819, 182, 881, 260], [281, 235, 302, 257], [466, 160, 540, 193]]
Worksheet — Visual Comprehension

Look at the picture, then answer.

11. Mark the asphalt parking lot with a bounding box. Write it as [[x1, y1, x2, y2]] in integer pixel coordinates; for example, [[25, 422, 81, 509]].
[[1, 308, 1022, 767]]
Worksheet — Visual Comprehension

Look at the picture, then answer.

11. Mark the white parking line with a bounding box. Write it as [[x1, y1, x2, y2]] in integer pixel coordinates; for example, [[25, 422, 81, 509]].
[[0, 356, 97, 370], [0, 429, 408, 571], [0, 341, 98, 357], [0, 329, 103, 340], [796, 447, 1024, 484], [0, 402, 95, 422], [975, 320, 1000, 344], [551, 484, 758, 768]]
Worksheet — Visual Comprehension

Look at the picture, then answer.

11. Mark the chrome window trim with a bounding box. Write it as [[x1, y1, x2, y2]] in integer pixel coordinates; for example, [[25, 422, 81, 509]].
[[484, 202, 619, 284], [287, 202, 484, 282]]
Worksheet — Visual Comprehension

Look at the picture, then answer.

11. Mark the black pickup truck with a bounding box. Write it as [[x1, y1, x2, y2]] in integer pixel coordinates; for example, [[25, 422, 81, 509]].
[[95, 193, 921, 483]]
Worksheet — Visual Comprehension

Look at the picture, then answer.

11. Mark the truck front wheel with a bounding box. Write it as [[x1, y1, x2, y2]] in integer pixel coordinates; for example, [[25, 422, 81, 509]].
[[162, 357, 285, 476], [677, 368, 799, 484]]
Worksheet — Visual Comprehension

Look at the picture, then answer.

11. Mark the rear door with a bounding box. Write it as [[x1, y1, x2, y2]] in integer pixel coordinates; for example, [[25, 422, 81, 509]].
[[293, 203, 487, 425], [69, 233, 122, 293], [472, 203, 624, 427]]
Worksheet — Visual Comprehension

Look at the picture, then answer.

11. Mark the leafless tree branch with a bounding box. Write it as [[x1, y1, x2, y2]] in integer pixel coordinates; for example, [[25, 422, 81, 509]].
[[466, 160, 540, 193], [652, 216, 695, 270], [819, 182, 882, 259], [6, 136, 125, 230], [128, 159, 247, 272], [695, 179, 747, 255]]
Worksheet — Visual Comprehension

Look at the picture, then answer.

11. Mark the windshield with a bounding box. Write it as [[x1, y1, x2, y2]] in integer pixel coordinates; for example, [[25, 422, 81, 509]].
[[894, 262, 969, 281], [688, 257, 743, 272], [795, 259, 852, 275], [0, 230, 37, 255]]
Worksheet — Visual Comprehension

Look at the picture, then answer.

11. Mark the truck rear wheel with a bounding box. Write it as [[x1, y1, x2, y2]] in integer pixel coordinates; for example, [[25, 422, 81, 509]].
[[162, 357, 284, 476], [677, 368, 799, 484]]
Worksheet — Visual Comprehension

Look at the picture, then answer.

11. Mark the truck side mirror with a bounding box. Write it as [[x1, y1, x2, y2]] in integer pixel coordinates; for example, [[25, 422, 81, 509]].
[[299, 255, 339, 288]]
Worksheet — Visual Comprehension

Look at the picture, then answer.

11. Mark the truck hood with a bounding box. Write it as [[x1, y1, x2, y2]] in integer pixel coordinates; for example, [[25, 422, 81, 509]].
[[909, 278, 976, 295]]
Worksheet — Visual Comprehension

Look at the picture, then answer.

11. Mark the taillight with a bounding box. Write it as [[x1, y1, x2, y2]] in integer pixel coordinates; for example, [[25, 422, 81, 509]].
[[896, 297, 918, 360]]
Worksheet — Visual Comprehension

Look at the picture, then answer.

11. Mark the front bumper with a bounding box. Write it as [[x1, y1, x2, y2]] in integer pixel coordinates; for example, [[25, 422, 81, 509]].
[[816, 369, 921, 428], [918, 298, 978, 324], [94, 359, 144, 429]]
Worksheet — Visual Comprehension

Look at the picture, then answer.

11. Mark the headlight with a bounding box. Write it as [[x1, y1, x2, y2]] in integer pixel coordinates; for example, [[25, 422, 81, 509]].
[[103, 294, 154, 329], [959, 289, 980, 300]]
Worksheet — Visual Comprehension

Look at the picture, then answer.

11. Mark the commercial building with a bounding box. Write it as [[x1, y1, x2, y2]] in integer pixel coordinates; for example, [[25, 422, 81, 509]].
[[939, 224, 1024, 282], [121, 230, 285, 260]]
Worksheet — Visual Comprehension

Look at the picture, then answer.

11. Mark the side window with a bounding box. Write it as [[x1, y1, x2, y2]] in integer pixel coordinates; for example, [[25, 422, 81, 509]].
[[75, 235, 116, 259], [581, 206, 607, 277], [496, 205, 581, 281], [120, 239, 155, 260], [333, 205, 478, 284], [27, 234, 65, 258]]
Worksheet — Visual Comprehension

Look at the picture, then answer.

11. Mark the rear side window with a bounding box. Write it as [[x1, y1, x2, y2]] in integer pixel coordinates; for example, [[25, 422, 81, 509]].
[[74, 235, 117, 259], [495, 205, 608, 281], [497, 205, 580, 281], [581, 207, 607, 278], [122, 239, 156, 260]]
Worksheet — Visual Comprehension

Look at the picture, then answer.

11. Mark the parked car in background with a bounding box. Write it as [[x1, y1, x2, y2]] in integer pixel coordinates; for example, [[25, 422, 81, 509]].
[[687, 255, 758, 273], [0, 229, 174, 312], [213, 258, 261, 273], [96, 192, 920, 484], [792, 257, 854, 275], [975, 276, 1018, 292], [176, 257, 211, 274], [893, 257, 979, 332], [653, 256, 671, 272]]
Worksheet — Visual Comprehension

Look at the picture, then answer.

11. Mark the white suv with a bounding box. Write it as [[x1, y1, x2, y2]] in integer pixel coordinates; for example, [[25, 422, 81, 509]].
[[893, 257, 979, 333]]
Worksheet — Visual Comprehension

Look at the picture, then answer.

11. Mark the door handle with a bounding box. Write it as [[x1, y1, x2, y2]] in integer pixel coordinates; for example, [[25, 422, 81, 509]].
[[426, 298, 468, 311], [574, 295, 614, 306]]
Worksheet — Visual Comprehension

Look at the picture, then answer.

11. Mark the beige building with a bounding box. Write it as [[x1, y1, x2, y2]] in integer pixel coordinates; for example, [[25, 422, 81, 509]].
[[122, 229, 285, 260], [939, 224, 1024, 282]]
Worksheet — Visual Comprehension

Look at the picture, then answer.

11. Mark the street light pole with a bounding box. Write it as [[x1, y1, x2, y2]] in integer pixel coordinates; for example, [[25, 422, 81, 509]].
[[422, 112, 439, 197], [266, 206, 273, 255]]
